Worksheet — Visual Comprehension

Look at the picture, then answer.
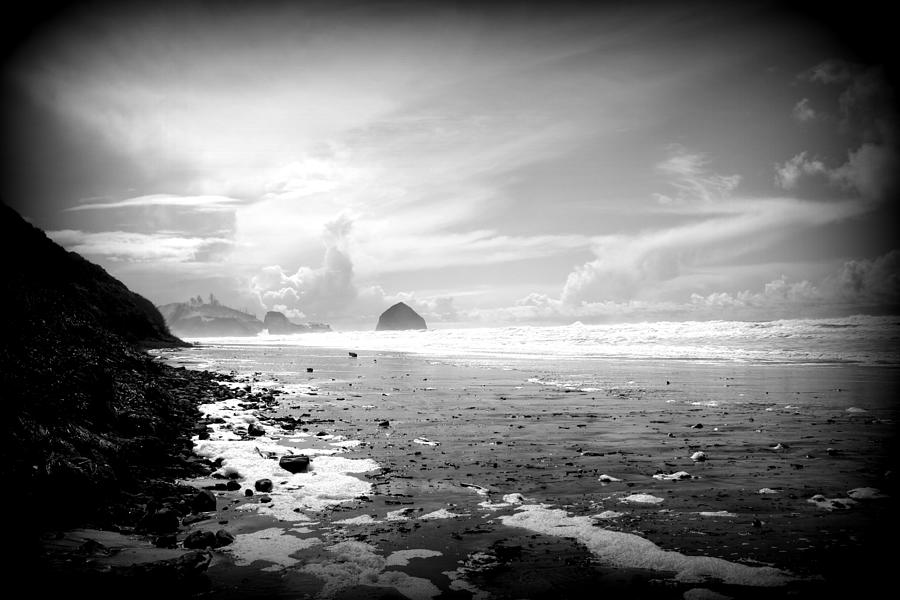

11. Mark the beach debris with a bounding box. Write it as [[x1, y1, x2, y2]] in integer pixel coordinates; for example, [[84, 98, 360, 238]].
[[247, 423, 266, 437], [847, 487, 887, 500], [460, 482, 490, 495], [845, 406, 867, 413], [413, 437, 440, 446], [653, 471, 692, 481], [826, 447, 839, 456], [254, 478, 273, 493], [771, 443, 789, 451], [255, 446, 277, 460], [279, 454, 311, 473], [622, 493, 665, 504], [807, 494, 857, 510], [378, 420, 390, 428], [691, 423, 704, 429], [752, 518, 763, 528], [349, 352, 358, 358], [598, 474, 623, 482], [690, 451, 707, 462]]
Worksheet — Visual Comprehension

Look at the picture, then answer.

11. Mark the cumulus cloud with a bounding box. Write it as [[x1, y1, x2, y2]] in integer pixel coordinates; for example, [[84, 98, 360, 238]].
[[249, 219, 360, 319], [784, 60, 898, 203], [48, 229, 232, 262], [792, 98, 817, 122], [774, 152, 829, 189]]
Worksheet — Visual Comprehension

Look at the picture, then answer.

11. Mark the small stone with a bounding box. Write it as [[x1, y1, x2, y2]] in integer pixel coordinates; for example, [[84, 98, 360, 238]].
[[307, 367, 314, 373], [258, 495, 272, 503], [245, 489, 254, 497], [349, 352, 358, 358], [378, 420, 390, 428], [279, 454, 311, 473], [247, 423, 266, 437], [143, 507, 180, 534], [254, 478, 273, 493], [690, 451, 707, 462], [225, 480, 242, 491], [691, 423, 704, 429]]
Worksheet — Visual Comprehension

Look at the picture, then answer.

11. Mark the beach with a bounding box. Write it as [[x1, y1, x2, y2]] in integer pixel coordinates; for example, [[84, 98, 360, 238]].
[[140, 341, 899, 599]]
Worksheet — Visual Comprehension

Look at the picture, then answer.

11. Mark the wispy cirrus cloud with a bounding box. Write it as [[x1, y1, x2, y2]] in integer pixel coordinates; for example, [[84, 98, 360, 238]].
[[48, 229, 232, 262], [66, 194, 243, 212]]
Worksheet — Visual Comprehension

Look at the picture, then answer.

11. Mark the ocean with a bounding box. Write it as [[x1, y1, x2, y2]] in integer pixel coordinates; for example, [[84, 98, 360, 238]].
[[170, 314, 900, 368]]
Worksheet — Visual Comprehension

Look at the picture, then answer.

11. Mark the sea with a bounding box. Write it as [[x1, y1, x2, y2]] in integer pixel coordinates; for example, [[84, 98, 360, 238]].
[[167, 314, 900, 368]]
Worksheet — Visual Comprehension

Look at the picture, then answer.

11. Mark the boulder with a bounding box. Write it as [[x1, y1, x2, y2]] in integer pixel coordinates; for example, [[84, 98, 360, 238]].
[[183, 530, 217, 549], [375, 302, 426, 331], [214, 529, 235, 547], [190, 489, 217, 513], [279, 454, 311, 473]]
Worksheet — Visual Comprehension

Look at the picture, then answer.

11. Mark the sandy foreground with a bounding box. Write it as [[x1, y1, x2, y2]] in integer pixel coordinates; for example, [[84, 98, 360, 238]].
[[107, 346, 899, 599]]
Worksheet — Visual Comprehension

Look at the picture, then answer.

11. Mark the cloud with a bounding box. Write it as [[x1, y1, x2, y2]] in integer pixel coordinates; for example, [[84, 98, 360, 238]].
[[48, 229, 232, 262], [65, 194, 242, 212], [784, 60, 899, 203], [774, 152, 829, 189], [792, 98, 817, 122], [653, 146, 741, 205]]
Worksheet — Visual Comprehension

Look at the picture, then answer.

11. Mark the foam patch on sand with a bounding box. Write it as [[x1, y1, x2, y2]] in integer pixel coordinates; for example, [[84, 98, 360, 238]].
[[758, 488, 779, 494], [599, 474, 623, 482], [228, 528, 321, 571], [385, 549, 443, 567], [593, 511, 625, 519], [653, 471, 693, 481], [500, 505, 792, 586], [478, 493, 526, 510], [807, 494, 857, 510], [193, 396, 379, 518], [623, 494, 665, 504], [386, 507, 418, 521], [333, 514, 380, 525], [301, 541, 442, 599], [698, 511, 738, 518], [848, 487, 887, 500], [420, 508, 469, 520]]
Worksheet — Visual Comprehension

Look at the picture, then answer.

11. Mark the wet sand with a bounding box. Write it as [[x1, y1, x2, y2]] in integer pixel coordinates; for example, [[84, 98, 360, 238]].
[[159, 346, 899, 599]]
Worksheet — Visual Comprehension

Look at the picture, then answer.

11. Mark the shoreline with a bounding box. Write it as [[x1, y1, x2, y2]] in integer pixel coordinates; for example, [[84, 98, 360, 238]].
[[104, 345, 898, 598]]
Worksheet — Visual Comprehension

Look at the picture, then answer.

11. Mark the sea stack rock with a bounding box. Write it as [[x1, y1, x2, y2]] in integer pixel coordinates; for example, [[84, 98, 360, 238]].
[[263, 311, 300, 334], [375, 302, 427, 331]]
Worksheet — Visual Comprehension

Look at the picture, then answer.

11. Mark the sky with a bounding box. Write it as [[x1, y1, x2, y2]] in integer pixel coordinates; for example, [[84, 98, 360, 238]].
[[2, 0, 898, 329]]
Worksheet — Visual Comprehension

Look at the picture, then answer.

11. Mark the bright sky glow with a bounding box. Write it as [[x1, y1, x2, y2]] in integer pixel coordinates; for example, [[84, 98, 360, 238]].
[[3, 1, 897, 328]]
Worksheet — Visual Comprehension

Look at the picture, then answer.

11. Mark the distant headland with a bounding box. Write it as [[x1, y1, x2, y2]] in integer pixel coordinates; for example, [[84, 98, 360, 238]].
[[157, 296, 330, 337]]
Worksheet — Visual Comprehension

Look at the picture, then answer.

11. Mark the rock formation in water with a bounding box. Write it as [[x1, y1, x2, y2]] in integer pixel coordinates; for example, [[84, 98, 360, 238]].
[[375, 302, 427, 331], [263, 310, 331, 334]]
